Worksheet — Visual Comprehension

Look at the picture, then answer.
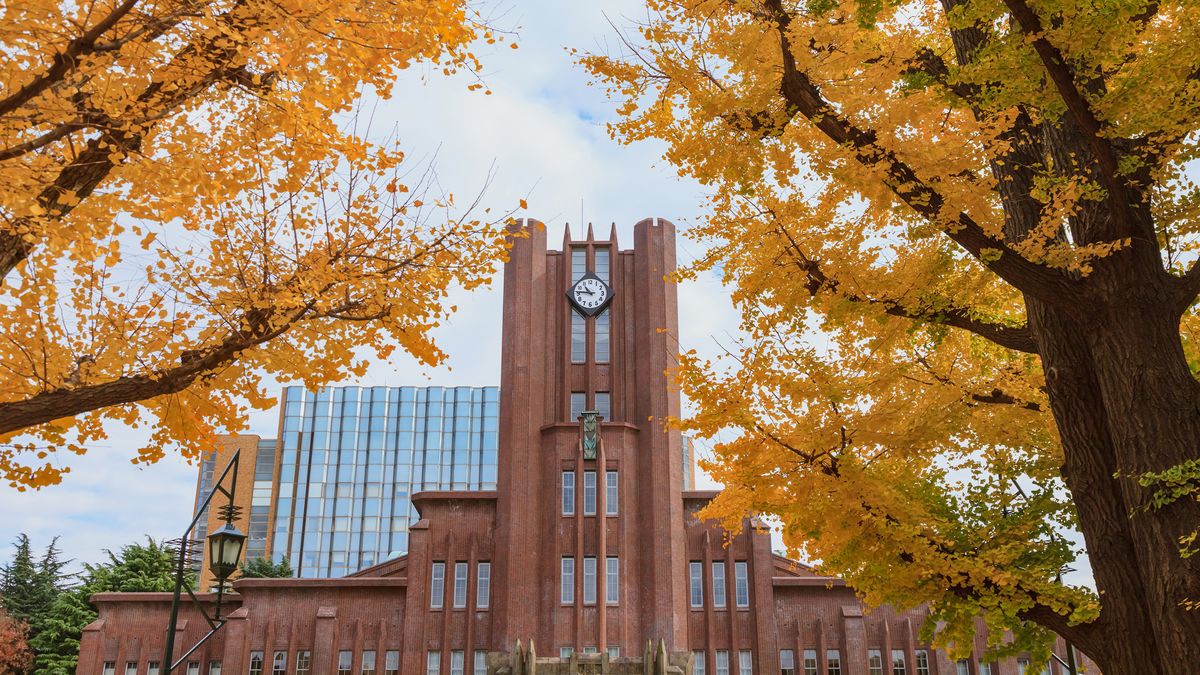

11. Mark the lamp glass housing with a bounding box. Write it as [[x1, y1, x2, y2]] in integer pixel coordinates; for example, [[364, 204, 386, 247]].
[[207, 522, 246, 582]]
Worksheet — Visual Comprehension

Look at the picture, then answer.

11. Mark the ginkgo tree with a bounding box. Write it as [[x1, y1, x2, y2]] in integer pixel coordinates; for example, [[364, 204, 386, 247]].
[[584, 0, 1200, 673], [0, 0, 515, 488]]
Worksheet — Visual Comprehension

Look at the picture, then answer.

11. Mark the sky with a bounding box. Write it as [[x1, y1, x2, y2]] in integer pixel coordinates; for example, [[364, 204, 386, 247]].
[[0, 0, 741, 571]]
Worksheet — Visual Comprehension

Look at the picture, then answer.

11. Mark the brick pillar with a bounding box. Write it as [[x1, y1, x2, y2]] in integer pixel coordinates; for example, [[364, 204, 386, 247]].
[[842, 606, 867, 675]]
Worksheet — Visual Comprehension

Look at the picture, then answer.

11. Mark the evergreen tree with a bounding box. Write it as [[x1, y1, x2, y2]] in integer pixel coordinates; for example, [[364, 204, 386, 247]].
[[1, 534, 39, 624], [238, 557, 293, 579]]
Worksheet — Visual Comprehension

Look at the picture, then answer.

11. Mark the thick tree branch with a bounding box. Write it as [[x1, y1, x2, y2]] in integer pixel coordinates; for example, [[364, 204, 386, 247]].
[[0, 0, 142, 118], [759, 0, 1080, 305], [773, 224, 1039, 353]]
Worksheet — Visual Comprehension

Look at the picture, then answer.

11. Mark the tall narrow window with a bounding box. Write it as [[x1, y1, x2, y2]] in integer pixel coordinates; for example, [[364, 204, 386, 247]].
[[915, 651, 930, 675], [738, 651, 752, 675], [571, 312, 586, 363], [711, 562, 727, 608], [583, 471, 597, 515], [595, 248, 610, 282], [187, 662, 201, 675], [891, 650, 906, 675], [296, 651, 312, 675], [868, 650, 883, 675], [780, 650, 796, 675], [561, 557, 575, 604], [562, 471, 576, 515], [384, 652, 399, 675], [955, 660, 969, 675], [337, 652, 352, 675], [361, 651, 376, 675], [826, 650, 842, 675], [803, 649, 818, 675], [249, 653, 264, 675], [595, 392, 611, 421], [148, 662, 161, 675], [606, 557, 619, 604], [572, 248, 587, 282], [978, 662, 992, 675], [715, 651, 730, 675], [693, 652, 706, 675], [734, 561, 749, 607], [570, 392, 586, 420], [426, 652, 440, 675], [453, 561, 468, 608], [605, 471, 618, 515], [126, 662, 138, 675], [473, 651, 487, 675], [430, 561, 445, 608], [594, 311, 610, 363], [689, 562, 703, 607], [583, 556, 597, 604], [477, 562, 491, 609], [1015, 659, 1029, 675], [272, 652, 286, 675], [450, 651, 464, 675], [102, 663, 115, 675], [209, 662, 222, 675]]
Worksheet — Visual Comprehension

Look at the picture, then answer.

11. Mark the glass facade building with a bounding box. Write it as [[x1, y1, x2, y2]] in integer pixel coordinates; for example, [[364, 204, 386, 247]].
[[271, 385, 500, 578]]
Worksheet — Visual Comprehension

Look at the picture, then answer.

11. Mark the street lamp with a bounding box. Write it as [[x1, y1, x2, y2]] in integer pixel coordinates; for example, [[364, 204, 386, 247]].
[[161, 449, 244, 674], [207, 521, 246, 584]]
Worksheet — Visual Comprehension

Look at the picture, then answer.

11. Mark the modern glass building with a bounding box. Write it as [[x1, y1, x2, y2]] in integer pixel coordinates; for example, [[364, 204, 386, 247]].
[[271, 385, 500, 578]]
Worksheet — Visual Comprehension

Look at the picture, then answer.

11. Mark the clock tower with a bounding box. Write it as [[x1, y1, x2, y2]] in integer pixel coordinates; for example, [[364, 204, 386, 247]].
[[492, 218, 689, 654]]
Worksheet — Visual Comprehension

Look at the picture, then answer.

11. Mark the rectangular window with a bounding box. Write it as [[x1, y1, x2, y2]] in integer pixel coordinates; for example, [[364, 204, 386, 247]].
[[583, 556, 597, 604], [606, 557, 619, 604], [127, 662, 138, 675], [738, 651, 752, 675], [477, 562, 491, 608], [338, 652, 352, 675], [188, 663, 201, 675], [689, 562, 703, 607], [560, 648, 574, 659], [249, 653, 264, 675], [715, 650, 730, 675], [595, 248, 610, 282], [571, 312, 586, 363], [385, 652, 399, 675], [430, 561, 445, 608], [978, 662, 992, 675], [605, 471, 618, 515], [209, 662, 222, 675], [361, 652, 376, 675], [891, 650, 906, 675], [734, 561, 749, 607], [956, 659, 969, 675], [570, 392, 586, 420], [103, 663, 115, 675], [595, 392, 611, 421], [712, 562, 727, 608], [426, 651, 440, 675], [583, 471, 597, 515], [562, 471, 575, 515], [868, 650, 883, 675], [780, 650, 795, 675], [915, 650, 929, 675], [1016, 660, 1029, 675], [594, 311, 610, 364], [272, 652, 286, 675], [561, 557, 574, 604], [572, 248, 587, 282], [148, 663, 161, 675], [607, 647, 620, 659], [803, 649, 818, 675], [453, 562, 468, 608], [826, 650, 842, 675], [450, 651, 464, 675], [473, 651, 487, 675], [296, 651, 312, 675], [693, 651, 706, 675]]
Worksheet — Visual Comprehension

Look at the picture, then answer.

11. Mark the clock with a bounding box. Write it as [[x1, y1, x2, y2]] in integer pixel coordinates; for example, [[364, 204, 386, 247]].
[[567, 272, 614, 316]]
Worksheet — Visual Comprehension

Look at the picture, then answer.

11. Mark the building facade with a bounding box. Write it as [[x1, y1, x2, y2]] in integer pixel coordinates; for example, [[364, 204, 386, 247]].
[[78, 219, 1089, 675]]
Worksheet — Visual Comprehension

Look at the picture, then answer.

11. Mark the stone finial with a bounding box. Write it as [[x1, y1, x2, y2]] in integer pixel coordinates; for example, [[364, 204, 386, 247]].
[[527, 639, 536, 675], [656, 639, 668, 675]]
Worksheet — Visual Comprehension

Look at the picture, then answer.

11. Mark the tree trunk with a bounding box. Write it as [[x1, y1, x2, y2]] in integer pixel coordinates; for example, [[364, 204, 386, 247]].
[[1033, 280, 1200, 675]]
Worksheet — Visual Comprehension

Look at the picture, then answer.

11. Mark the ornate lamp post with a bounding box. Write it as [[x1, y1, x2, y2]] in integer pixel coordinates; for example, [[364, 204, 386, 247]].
[[161, 450, 245, 674]]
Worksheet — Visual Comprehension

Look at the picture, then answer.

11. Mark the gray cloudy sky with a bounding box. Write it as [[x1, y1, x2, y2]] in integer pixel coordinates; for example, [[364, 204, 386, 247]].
[[0, 0, 740, 569]]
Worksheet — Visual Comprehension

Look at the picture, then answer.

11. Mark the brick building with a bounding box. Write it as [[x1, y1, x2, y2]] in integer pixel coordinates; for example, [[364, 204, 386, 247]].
[[77, 219, 1087, 675]]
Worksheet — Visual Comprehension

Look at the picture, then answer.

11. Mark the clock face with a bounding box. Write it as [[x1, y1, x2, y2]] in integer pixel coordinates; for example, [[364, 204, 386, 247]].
[[567, 272, 614, 316]]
